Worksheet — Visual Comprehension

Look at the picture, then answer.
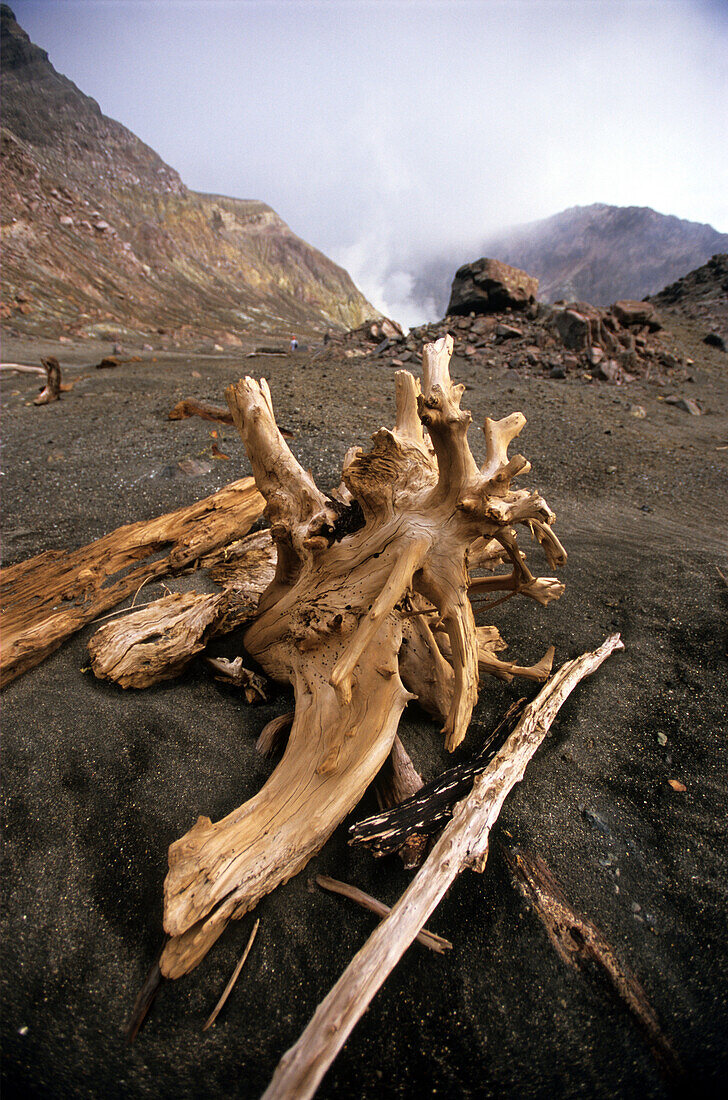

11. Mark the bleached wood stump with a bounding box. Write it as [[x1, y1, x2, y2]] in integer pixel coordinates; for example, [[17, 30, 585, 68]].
[[160, 335, 566, 978]]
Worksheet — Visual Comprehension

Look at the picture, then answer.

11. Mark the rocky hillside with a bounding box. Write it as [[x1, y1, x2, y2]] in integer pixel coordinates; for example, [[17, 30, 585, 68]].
[[413, 204, 728, 316], [0, 5, 377, 345], [649, 252, 727, 350]]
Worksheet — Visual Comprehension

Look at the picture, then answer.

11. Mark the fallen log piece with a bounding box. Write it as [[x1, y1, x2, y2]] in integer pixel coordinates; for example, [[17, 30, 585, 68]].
[[314, 876, 452, 953], [168, 398, 234, 424], [87, 526, 279, 692], [350, 698, 527, 861], [89, 592, 228, 689], [261, 634, 623, 1100], [159, 339, 568, 980], [0, 362, 45, 374], [87, 529, 276, 689], [502, 843, 682, 1081], [0, 477, 264, 688]]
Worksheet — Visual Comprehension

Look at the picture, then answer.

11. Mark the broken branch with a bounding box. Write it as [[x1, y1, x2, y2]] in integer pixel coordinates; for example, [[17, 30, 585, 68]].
[[315, 875, 451, 953], [261, 634, 623, 1100]]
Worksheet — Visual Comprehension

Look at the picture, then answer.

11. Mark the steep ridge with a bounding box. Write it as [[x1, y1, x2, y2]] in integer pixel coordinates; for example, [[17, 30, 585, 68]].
[[0, 5, 377, 343], [413, 204, 728, 317], [649, 252, 728, 349]]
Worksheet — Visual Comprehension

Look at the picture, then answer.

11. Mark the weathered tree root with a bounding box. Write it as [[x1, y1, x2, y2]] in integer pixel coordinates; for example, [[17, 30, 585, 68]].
[[158, 336, 567, 979]]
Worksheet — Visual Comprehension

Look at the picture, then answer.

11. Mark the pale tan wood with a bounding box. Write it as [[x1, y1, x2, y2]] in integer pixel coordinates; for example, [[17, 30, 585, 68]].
[[202, 918, 260, 1031], [159, 337, 567, 978], [261, 634, 623, 1100], [87, 529, 276, 689], [314, 876, 451, 953], [0, 478, 264, 687]]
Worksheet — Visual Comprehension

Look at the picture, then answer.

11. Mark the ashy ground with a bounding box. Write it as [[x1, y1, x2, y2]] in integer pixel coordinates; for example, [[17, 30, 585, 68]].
[[1, 320, 727, 1098]]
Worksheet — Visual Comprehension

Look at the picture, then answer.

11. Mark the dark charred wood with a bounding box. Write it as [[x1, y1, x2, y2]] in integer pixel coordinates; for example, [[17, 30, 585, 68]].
[[125, 942, 165, 1043], [349, 698, 526, 860], [501, 843, 683, 1082]]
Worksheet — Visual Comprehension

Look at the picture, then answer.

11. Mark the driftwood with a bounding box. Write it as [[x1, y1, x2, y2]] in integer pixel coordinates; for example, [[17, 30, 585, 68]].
[[0, 362, 46, 374], [314, 876, 452, 953], [350, 698, 527, 861], [168, 398, 234, 424], [33, 356, 62, 404], [87, 529, 276, 688], [262, 634, 623, 1100], [501, 844, 682, 1081], [0, 478, 264, 687], [158, 337, 568, 980]]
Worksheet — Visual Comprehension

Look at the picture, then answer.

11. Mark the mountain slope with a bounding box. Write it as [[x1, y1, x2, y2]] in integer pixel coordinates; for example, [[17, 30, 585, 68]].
[[0, 4, 377, 342], [412, 204, 728, 317]]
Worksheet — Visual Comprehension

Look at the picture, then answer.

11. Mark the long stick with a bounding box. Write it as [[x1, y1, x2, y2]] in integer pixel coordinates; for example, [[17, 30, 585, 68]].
[[261, 633, 623, 1100], [315, 876, 452, 954]]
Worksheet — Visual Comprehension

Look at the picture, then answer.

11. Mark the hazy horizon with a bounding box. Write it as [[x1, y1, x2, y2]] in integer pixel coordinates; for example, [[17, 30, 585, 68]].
[[10, 0, 728, 324]]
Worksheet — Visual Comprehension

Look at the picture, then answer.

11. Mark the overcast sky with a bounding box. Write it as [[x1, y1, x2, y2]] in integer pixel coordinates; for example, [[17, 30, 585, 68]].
[[12, 0, 728, 322]]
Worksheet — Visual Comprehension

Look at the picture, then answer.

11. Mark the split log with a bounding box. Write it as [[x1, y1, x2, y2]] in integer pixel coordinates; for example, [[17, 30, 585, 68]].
[[33, 356, 61, 404], [87, 529, 276, 688], [168, 398, 234, 424], [261, 634, 623, 1100], [502, 844, 682, 1081], [159, 338, 568, 979], [0, 478, 264, 688]]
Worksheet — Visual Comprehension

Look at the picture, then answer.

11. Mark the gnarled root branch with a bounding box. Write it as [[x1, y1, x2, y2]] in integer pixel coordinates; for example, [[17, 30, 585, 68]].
[[160, 335, 567, 977]]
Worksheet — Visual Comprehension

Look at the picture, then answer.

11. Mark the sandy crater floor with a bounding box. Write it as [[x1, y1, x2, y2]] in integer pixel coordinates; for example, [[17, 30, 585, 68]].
[[1, 325, 727, 1099]]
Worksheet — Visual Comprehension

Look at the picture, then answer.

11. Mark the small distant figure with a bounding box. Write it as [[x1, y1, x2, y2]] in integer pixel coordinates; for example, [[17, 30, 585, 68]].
[[323, 331, 331, 346], [290, 337, 298, 353], [112, 342, 123, 355]]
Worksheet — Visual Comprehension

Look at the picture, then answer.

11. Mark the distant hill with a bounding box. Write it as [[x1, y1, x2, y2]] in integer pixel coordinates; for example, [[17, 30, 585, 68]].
[[0, 4, 377, 343], [412, 204, 728, 317]]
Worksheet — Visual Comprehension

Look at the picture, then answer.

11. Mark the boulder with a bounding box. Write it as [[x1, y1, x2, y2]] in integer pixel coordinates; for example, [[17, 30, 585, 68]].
[[553, 309, 592, 351], [612, 300, 660, 330], [447, 258, 538, 315]]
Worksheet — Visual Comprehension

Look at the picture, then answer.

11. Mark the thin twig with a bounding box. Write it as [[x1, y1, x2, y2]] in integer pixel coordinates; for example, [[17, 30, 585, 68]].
[[89, 600, 155, 625], [315, 876, 452, 953], [202, 919, 260, 1031]]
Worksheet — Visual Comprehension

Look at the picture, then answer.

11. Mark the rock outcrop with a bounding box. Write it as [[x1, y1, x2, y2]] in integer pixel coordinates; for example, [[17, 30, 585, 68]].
[[649, 253, 728, 351], [334, 262, 699, 387], [446, 258, 538, 315], [412, 204, 728, 317], [0, 5, 378, 343]]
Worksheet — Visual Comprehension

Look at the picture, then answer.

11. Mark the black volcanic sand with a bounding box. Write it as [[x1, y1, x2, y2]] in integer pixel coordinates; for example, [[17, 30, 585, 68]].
[[2, 329, 727, 1099]]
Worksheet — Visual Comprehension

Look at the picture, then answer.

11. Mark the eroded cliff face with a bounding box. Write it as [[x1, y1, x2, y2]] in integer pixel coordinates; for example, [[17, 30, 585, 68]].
[[0, 5, 378, 342]]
